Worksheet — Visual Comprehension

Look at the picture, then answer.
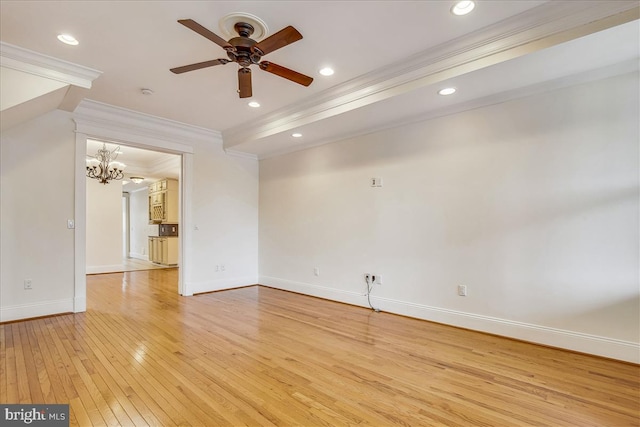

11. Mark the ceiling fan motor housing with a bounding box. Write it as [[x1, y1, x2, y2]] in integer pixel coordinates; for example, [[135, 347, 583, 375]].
[[227, 22, 261, 66]]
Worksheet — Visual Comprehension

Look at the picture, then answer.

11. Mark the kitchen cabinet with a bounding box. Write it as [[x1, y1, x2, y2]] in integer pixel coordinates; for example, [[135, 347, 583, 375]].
[[148, 236, 178, 265], [148, 178, 178, 224]]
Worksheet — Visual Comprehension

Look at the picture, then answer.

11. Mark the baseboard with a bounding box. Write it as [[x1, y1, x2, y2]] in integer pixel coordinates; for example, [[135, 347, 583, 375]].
[[74, 296, 86, 313], [188, 275, 259, 295], [259, 276, 640, 364], [86, 264, 125, 274], [0, 299, 74, 323], [128, 252, 148, 261]]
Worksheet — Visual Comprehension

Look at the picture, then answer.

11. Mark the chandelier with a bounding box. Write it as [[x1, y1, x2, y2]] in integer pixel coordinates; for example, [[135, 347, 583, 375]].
[[86, 143, 126, 184]]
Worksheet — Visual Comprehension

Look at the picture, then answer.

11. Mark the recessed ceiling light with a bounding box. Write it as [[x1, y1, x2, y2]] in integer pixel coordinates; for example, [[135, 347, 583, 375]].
[[319, 67, 334, 76], [438, 87, 457, 96], [57, 34, 79, 45], [292, 133, 302, 138], [451, 1, 476, 16], [248, 101, 261, 108]]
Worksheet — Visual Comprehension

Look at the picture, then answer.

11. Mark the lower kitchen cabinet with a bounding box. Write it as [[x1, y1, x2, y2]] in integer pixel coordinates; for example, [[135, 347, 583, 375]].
[[148, 236, 178, 265]]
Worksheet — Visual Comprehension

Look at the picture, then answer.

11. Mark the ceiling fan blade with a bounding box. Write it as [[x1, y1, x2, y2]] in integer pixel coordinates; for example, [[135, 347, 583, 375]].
[[178, 19, 234, 50], [170, 59, 229, 74], [252, 26, 302, 56], [259, 61, 313, 87], [238, 68, 252, 98]]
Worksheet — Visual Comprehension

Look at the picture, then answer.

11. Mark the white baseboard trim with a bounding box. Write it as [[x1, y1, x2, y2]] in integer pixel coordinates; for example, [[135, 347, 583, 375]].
[[128, 252, 148, 261], [74, 296, 86, 313], [188, 275, 259, 295], [86, 264, 125, 274], [259, 276, 640, 364], [1, 298, 74, 323]]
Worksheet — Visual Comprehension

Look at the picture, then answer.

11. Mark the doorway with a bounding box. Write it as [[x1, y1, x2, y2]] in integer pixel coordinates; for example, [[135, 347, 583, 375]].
[[85, 139, 182, 274], [74, 103, 198, 315]]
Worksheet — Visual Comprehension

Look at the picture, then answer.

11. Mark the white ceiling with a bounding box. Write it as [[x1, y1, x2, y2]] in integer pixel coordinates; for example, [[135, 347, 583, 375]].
[[1, 1, 639, 160]]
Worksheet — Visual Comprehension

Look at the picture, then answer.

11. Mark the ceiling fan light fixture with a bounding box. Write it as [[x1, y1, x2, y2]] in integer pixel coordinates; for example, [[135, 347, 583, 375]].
[[57, 34, 79, 45], [248, 101, 261, 108], [319, 67, 334, 76], [451, 1, 476, 16], [438, 87, 457, 96]]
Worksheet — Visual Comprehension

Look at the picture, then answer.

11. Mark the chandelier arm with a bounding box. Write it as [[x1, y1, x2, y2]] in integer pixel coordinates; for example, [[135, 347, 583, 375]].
[[86, 143, 126, 184]]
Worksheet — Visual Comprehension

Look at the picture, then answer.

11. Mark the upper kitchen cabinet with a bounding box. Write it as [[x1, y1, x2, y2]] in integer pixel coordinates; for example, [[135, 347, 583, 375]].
[[148, 178, 178, 224]]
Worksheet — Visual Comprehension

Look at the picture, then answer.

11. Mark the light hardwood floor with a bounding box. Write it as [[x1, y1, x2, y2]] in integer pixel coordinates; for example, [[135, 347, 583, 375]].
[[87, 258, 174, 275], [1, 269, 638, 426]]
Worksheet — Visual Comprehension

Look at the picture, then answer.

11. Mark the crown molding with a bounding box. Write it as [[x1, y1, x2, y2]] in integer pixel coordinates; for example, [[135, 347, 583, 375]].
[[150, 155, 181, 176], [257, 59, 639, 161], [223, 1, 639, 151], [74, 99, 223, 152], [224, 149, 259, 161], [0, 42, 102, 89]]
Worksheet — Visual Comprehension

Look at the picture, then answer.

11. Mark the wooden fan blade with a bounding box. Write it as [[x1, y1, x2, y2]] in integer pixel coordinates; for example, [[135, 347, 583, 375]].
[[252, 26, 302, 56], [170, 59, 228, 74], [178, 19, 233, 50], [238, 68, 252, 98], [259, 61, 313, 87]]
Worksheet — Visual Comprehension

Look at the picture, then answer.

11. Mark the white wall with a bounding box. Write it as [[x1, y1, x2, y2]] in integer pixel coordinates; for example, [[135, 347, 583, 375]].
[[86, 176, 123, 273], [73, 101, 260, 297], [188, 143, 259, 293], [129, 187, 156, 260], [259, 72, 640, 362], [1, 104, 260, 321], [0, 110, 76, 321]]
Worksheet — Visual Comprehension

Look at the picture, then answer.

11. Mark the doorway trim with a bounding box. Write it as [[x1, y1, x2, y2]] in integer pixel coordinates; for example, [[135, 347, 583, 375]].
[[73, 100, 220, 311]]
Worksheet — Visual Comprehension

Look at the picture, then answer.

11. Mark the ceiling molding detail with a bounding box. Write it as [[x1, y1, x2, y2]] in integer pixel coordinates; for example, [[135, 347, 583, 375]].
[[150, 155, 181, 176], [224, 150, 259, 161], [259, 59, 639, 160], [222, 1, 639, 152], [74, 99, 223, 152], [0, 42, 102, 88]]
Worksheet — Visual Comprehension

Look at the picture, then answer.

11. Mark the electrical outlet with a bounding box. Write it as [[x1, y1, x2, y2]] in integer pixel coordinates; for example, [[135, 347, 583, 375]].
[[24, 279, 32, 290], [67, 219, 75, 229], [220, 264, 226, 272], [458, 285, 467, 296], [365, 274, 382, 285], [314, 267, 320, 276], [215, 265, 220, 272]]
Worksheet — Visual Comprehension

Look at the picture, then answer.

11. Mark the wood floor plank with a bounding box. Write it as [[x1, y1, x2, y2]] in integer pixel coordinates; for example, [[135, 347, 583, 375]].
[[0, 323, 7, 403], [81, 325, 186, 427], [1, 268, 638, 426], [45, 318, 108, 426], [12, 323, 32, 403], [87, 311, 215, 426], [69, 396, 93, 427], [31, 318, 72, 405], [24, 321, 53, 403], [59, 316, 166, 427]]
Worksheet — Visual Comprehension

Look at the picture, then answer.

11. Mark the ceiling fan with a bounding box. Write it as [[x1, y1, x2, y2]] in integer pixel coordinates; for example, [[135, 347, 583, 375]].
[[170, 19, 313, 98]]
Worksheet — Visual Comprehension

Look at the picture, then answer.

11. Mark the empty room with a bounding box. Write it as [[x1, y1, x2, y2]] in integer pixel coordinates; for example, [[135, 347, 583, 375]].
[[1, 1, 639, 426]]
